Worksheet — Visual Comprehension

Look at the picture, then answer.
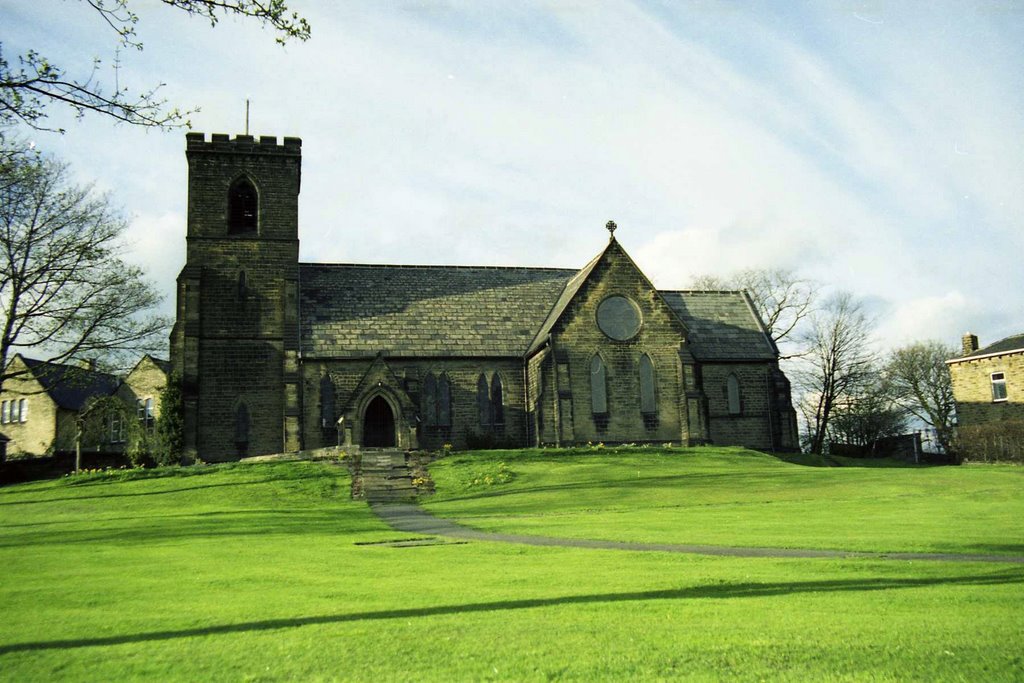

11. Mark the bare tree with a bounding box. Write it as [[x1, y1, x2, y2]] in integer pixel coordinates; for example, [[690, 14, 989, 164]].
[[690, 268, 815, 352], [1, 1, 310, 131], [825, 367, 907, 448], [885, 341, 957, 452], [795, 292, 876, 455], [0, 149, 168, 392]]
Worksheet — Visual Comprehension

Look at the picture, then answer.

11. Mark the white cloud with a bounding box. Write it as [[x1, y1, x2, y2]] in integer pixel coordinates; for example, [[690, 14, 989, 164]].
[[5, 1, 1023, 351]]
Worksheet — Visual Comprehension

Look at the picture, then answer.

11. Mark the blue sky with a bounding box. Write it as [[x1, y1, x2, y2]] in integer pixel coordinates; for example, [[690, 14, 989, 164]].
[[4, 1, 1023, 351]]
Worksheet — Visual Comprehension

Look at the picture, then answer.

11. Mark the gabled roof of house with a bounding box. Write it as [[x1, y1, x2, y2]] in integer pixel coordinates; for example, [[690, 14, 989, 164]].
[[19, 356, 121, 411], [128, 354, 170, 377], [954, 333, 1024, 361]]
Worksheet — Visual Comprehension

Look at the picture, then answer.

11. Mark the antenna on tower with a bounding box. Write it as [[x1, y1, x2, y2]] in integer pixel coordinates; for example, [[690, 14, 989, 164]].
[[245, 99, 250, 136]]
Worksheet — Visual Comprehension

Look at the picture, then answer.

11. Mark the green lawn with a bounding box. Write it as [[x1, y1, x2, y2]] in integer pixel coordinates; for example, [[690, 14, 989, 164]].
[[0, 454, 1022, 681], [425, 446, 1024, 555]]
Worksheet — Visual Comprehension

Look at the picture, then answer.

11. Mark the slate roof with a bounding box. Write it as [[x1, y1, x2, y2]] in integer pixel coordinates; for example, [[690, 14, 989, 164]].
[[659, 291, 777, 361], [299, 262, 778, 362], [20, 356, 121, 411], [955, 333, 1024, 361], [299, 263, 575, 357]]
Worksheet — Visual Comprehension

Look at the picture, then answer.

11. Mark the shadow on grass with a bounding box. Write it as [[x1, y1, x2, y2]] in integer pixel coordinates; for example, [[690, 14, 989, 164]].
[[0, 508, 380, 547], [2, 569, 1021, 655], [0, 473, 325, 507], [430, 467, 864, 506]]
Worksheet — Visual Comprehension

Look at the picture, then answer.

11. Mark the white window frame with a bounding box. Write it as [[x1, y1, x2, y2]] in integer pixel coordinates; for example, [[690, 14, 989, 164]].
[[10, 399, 19, 423], [991, 372, 1008, 402], [1, 400, 7, 424], [18, 398, 26, 423]]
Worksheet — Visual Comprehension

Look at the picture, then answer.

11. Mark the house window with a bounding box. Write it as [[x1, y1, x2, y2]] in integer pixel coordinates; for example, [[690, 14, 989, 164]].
[[9, 399, 19, 424], [1, 400, 7, 424], [727, 374, 741, 415], [228, 178, 258, 234], [109, 414, 125, 443], [18, 398, 26, 423], [590, 354, 608, 426], [991, 372, 1008, 402], [138, 397, 155, 431]]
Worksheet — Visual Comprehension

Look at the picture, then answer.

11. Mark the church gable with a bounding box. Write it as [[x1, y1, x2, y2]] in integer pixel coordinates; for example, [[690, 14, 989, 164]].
[[543, 237, 690, 347], [535, 237, 693, 444]]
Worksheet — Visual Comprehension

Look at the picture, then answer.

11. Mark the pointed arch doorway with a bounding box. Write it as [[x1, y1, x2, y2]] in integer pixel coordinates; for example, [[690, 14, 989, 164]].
[[363, 395, 396, 447]]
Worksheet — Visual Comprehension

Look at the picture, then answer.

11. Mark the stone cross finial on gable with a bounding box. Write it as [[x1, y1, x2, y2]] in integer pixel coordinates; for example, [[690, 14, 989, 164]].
[[606, 220, 617, 239]]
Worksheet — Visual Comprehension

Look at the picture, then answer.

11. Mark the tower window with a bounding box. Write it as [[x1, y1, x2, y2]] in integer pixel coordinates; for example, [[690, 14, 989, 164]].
[[228, 178, 258, 234]]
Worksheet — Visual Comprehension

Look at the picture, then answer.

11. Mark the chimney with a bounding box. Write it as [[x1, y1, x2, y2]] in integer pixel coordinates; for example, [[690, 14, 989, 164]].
[[962, 333, 979, 356], [78, 358, 98, 372]]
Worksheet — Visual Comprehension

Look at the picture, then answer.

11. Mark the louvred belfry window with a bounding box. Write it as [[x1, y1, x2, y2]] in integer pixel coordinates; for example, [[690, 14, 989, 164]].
[[228, 178, 258, 234]]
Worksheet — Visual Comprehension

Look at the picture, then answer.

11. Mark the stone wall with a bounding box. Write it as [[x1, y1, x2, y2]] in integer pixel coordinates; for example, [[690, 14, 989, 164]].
[[703, 362, 775, 450], [173, 133, 302, 462], [124, 357, 168, 421], [949, 351, 1024, 426], [301, 357, 528, 450]]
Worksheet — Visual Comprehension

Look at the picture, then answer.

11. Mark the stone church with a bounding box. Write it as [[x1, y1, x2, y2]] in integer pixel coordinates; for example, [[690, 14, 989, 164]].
[[171, 133, 799, 462]]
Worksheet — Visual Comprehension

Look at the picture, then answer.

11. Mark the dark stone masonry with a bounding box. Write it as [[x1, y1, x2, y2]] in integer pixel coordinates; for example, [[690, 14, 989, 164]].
[[171, 133, 799, 462]]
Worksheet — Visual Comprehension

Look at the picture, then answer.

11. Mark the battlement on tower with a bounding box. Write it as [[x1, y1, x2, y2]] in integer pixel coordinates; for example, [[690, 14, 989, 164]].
[[185, 132, 301, 155]]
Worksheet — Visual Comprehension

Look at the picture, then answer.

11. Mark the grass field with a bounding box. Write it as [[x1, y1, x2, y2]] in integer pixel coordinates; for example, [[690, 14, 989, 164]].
[[1, 450, 1022, 681], [424, 446, 1024, 555]]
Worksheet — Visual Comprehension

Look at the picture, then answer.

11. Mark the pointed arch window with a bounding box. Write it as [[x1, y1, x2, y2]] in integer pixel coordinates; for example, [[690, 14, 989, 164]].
[[422, 373, 438, 427], [477, 373, 493, 427], [420, 373, 452, 428], [491, 374, 504, 428], [320, 375, 335, 429], [727, 374, 741, 415], [639, 354, 657, 414], [590, 355, 608, 415], [228, 177, 258, 234], [437, 374, 452, 427]]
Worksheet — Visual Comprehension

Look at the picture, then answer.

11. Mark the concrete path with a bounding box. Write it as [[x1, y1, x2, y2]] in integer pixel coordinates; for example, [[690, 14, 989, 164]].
[[371, 503, 1024, 564]]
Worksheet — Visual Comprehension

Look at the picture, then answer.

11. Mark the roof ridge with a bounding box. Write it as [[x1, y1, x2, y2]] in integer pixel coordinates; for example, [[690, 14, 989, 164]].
[[299, 262, 578, 273], [660, 289, 745, 295]]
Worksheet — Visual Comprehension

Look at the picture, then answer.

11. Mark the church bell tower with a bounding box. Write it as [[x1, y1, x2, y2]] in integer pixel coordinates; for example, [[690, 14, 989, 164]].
[[170, 133, 302, 462]]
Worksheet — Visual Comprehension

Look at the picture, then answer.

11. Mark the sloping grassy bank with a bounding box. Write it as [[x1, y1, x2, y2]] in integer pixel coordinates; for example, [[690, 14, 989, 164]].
[[424, 446, 1024, 555], [1, 459, 1022, 681]]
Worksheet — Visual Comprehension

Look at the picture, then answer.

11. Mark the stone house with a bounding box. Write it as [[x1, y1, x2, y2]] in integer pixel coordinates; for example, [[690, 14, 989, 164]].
[[0, 354, 169, 459], [0, 355, 121, 458], [171, 132, 800, 462], [947, 332, 1024, 427]]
